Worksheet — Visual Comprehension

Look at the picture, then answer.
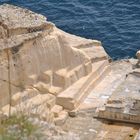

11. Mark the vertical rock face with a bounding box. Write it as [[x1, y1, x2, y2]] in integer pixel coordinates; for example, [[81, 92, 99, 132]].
[[0, 4, 109, 109]]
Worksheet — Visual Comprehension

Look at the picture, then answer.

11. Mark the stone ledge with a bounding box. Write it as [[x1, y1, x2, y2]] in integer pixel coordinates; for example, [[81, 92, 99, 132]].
[[0, 4, 48, 38]]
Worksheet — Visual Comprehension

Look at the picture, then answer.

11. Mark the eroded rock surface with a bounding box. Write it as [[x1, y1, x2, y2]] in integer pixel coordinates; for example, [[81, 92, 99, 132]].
[[0, 4, 140, 139], [0, 4, 47, 38], [0, 4, 110, 126]]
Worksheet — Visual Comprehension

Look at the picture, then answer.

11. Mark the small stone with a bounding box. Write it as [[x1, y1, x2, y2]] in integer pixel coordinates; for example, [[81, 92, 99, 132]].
[[51, 105, 63, 117], [54, 111, 68, 126], [69, 110, 78, 117], [136, 50, 140, 67]]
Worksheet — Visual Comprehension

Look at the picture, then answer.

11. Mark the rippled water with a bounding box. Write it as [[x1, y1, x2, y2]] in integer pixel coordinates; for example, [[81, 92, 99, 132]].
[[0, 0, 140, 59]]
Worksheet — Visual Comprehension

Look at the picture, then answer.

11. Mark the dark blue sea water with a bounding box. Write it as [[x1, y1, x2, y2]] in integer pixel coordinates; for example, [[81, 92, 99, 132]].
[[0, 0, 140, 59]]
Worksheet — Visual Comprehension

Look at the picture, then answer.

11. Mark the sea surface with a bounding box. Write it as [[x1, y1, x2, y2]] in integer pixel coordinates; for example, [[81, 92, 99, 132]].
[[0, 0, 140, 59]]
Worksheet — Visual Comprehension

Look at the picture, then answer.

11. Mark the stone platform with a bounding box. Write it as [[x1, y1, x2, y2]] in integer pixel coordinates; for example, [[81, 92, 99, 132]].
[[96, 60, 140, 124]]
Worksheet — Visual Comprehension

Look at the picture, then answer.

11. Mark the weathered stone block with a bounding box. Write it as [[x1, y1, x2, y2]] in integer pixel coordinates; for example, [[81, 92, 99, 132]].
[[11, 88, 39, 106], [0, 4, 110, 122], [1, 105, 17, 116], [54, 110, 68, 125], [27, 75, 38, 86], [51, 105, 63, 117], [38, 71, 52, 84]]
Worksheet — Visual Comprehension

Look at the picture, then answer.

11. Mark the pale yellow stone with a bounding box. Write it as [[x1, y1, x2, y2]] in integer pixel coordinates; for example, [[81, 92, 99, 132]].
[[26, 88, 39, 97], [46, 96, 56, 109], [53, 69, 67, 88], [34, 82, 49, 94], [42, 112, 54, 123], [11, 92, 21, 106], [27, 75, 38, 86], [1, 105, 17, 116], [51, 105, 63, 117], [54, 110, 68, 125], [57, 60, 110, 110], [0, 4, 47, 38], [11, 88, 39, 106], [38, 71, 52, 84], [0, 4, 110, 116]]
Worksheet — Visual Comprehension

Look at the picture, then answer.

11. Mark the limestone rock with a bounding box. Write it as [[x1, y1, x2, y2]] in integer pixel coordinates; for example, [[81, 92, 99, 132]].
[[136, 50, 140, 67], [46, 95, 56, 109], [11, 88, 39, 106], [51, 105, 63, 117], [1, 104, 17, 116], [136, 50, 140, 60], [0, 4, 110, 126], [0, 4, 47, 38], [27, 74, 38, 86], [38, 70, 52, 84], [130, 68, 140, 77], [34, 82, 50, 94], [57, 60, 110, 110], [54, 110, 68, 125]]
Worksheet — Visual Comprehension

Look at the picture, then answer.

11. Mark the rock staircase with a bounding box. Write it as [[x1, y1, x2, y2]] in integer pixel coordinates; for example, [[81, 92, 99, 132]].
[[0, 55, 110, 126], [1, 87, 68, 125], [56, 60, 110, 110]]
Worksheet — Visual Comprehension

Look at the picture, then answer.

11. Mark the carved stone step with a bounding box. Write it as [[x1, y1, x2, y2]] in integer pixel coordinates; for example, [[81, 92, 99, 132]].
[[53, 69, 67, 88], [48, 86, 63, 96], [51, 105, 63, 117], [34, 82, 50, 93], [81, 45, 109, 63], [38, 70, 52, 84], [74, 65, 111, 109], [34, 82, 62, 95], [54, 110, 68, 125], [16, 94, 56, 112], [11, 88, 39, 106], [53, 62, 92, 89], [57, 60, 110, 110]]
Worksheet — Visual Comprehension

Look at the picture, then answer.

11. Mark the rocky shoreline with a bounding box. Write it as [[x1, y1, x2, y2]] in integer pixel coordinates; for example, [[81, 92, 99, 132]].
[[0, 4, 139, 140]]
